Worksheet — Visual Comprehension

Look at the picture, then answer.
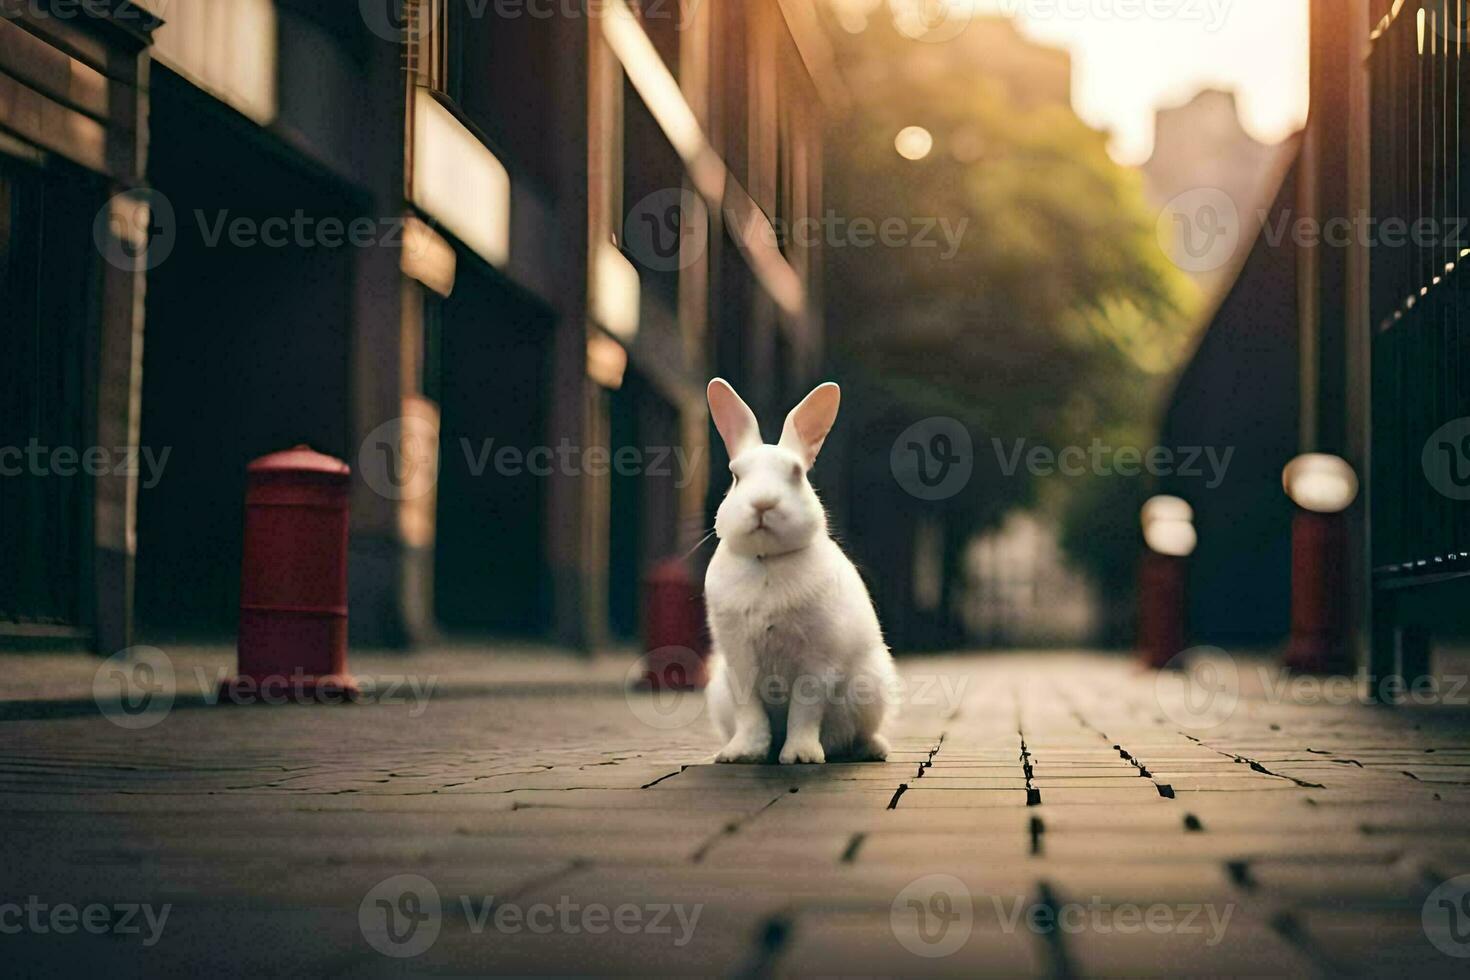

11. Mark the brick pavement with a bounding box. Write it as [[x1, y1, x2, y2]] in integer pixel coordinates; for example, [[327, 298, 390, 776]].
[[2, 647, 1470, 976]]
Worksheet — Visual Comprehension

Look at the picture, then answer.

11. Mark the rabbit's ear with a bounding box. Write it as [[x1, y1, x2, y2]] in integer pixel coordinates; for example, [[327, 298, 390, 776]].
[[780, 383, 841, 468], [708, 378, 762, 459]]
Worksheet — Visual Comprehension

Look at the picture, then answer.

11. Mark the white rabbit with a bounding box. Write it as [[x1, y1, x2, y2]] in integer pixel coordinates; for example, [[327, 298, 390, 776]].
[[703, 378, 897, 765]]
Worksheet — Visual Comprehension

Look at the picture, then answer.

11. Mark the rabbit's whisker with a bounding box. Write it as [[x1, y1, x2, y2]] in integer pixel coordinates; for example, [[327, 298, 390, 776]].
[[680, 529, 718, 561]]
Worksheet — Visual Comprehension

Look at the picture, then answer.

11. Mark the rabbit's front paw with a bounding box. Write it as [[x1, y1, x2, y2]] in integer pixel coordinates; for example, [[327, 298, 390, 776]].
[[778, 738, 826, 765], [716, 735, 770, 764]]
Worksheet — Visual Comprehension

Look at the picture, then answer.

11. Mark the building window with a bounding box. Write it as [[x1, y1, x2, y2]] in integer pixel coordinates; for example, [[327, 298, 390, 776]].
[[146, 0, 280, 125]]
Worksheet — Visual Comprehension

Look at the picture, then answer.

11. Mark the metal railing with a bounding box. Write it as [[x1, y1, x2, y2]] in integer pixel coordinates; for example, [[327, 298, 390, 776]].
[[1367, 0, 1470, 582]]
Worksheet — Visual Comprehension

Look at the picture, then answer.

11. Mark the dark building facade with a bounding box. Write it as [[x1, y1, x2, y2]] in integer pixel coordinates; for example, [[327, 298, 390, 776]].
[[0, 0, 831, 655], [0, 1, 155, 654]]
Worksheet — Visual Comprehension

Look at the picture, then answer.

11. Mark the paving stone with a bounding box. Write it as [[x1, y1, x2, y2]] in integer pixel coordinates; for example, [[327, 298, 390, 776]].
[[905, 776, 1031, 790], [3, 649, 1470, 976], [1244, 859, 1431, 904], [775, 911, 1045, 977], [1295, 909, 1464, 977], [696, 833, 857, 867], [1061, 915, 1317, 977], [889, 788, 1031, 809], [1030, 786, 1173, 806]]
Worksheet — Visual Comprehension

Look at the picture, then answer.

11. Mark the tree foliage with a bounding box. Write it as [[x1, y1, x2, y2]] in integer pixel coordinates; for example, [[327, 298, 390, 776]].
[[822, 15, 1200, 615]]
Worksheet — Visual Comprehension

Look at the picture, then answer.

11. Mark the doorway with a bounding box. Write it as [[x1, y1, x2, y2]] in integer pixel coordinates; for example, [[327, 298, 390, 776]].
[[0, 155, 100, 633], [432, 264, 554, 635], [135, 70, 356, 637]]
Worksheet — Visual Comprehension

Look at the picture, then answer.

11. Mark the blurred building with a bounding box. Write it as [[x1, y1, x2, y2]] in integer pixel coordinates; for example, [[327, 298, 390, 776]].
[[0, 0, 832, 654], [1155, 152, 1303, 647], [1143, 89, 1295, 308], [963, 512, 1098, 648]]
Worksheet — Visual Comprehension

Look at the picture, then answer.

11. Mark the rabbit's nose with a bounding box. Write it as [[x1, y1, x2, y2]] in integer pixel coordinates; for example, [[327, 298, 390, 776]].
[[752, 498, 779, 514]]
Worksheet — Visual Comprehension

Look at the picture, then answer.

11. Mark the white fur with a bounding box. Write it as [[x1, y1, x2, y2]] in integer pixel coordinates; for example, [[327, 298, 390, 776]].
[[703, 379, 897, 765]]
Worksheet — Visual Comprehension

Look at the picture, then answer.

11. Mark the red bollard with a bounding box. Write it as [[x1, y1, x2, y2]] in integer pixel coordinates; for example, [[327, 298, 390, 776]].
[[637, 557, 710, 691], [1284, 509, 1350, 673], [223, 446, 358, 704], [1138, 550, 1188, 668]]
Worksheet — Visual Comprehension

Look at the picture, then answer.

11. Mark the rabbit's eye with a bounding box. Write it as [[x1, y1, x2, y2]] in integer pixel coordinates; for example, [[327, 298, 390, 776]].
[[791, 463, 802, 481]]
